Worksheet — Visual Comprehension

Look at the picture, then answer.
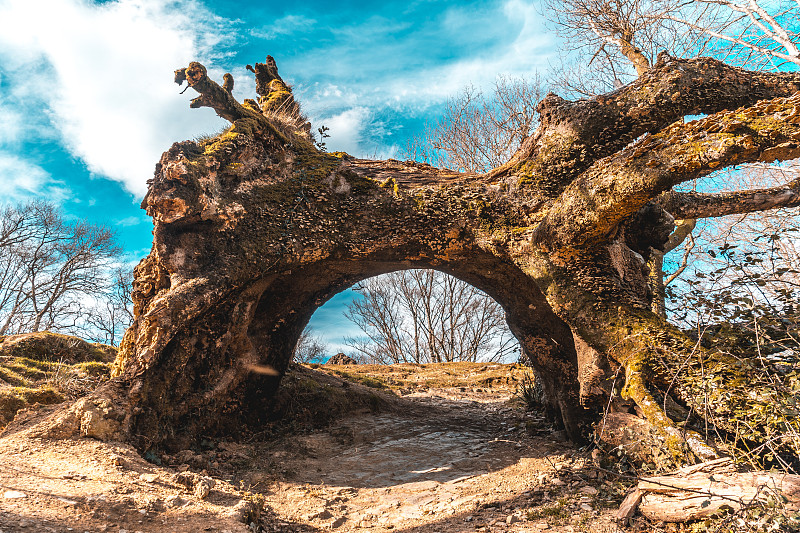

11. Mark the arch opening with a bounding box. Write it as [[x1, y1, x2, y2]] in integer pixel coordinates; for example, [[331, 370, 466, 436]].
[[296, 268, 522, 365], [200, 253, 590, 450], [122, 247, 594, 452]]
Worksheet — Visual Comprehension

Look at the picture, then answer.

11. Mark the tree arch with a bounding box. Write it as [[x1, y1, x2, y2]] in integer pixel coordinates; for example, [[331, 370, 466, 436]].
[[100, 56, 800, 467]]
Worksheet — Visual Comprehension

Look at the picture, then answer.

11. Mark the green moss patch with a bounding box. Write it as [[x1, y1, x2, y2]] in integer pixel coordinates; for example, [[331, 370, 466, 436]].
[[0, 332, 116, 430], [0, 385, 64, 427]]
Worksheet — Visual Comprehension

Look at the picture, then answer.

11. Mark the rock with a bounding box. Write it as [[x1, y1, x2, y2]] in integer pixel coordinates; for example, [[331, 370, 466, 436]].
[[327, 353, 357, 365], [194, 477, 215, 499], [551, 478, 564, 486], [76, 398, 122, 440], [331, 516, 347, 528], [227, 499, 254, 523], [173, 471, 199, 490], [580, 503, 593, 511], [139, 473, 159, 483], [590, 448, 604, 466], [172, 471, 215, 499], [165, 495, 185, 508], [579, 486, 598, 495], [506, 514, 520, 525], [308, 509, 332, 520], [3, 490, 26, 499]]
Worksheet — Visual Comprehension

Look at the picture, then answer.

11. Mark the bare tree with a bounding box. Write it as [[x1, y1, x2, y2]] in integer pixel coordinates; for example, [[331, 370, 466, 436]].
[[344, 270, 519, 364], [544, 0, 799, 96], [543, 0, 701, 95], [292, 325, 329, 364], [404, 75, 544, 173], [543, 0, 800, 320], [668, 0, 800, 71], [83, 266, 134, 346], [0, 201, 121, 337]]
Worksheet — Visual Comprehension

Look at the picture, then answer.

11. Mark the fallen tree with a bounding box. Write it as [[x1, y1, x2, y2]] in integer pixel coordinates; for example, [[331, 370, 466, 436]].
[[26, 51, 794, 489], [617, 458, 800, 525]]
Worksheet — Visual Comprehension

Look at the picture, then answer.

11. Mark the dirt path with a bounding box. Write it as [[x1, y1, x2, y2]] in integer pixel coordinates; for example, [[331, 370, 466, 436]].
[[251, 388, 627, 532], [0, 366, 633, 533]]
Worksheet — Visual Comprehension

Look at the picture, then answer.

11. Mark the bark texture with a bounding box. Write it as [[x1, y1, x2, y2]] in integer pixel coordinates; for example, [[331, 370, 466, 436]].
[[618, 458, 800, 523], [48, 56, 800, 469]]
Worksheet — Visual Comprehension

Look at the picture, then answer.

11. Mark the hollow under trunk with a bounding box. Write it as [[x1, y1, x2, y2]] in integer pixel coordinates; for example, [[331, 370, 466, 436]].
[[31, 55, 800, 476]]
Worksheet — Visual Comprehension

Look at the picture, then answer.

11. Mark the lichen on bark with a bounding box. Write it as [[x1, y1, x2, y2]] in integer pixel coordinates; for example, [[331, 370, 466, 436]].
[[84, 54, 800, 471]]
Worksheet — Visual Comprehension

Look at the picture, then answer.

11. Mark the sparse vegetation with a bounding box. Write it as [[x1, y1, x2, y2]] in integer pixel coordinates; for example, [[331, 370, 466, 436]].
[[0, 332, 115, 428]]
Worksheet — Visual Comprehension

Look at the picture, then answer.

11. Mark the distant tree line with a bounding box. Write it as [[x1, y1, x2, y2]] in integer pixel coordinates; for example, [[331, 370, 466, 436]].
[[294, 270, 519, 365], [0, 201, 132, 345]]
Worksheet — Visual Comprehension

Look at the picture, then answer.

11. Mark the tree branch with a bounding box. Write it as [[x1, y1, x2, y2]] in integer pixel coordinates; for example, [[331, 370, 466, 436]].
[[174, 62, 255, 124], [660, 177, 800, 219], [490, 56, 800, 196], [664, 232, 695, 286], [666, 15, 800, 66], [535, 92, 800, 250]]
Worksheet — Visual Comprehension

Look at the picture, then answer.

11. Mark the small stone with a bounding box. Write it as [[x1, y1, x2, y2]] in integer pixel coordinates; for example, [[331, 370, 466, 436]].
[[194, 477, 215, 499], [465, 516, 473, 522], [579, 486, 598, 495], [579, 503, 593, 512], [309, 509, 332, 520], [550, 478, 564, 486], [591, 449, 603, 465], [506, 514, 520, 525], [228, 499, 254, 523], [3, 490, 27, 499], [139, 473, 158, 483], [331, 516, 347, 528], [165, 495, 185, 508]]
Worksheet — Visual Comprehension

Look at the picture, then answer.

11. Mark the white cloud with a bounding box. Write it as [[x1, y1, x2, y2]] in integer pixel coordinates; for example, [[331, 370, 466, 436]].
[[115, 215, 145, 227], [314, 107, 400, 159], [250, 14, 317, 40], [292, 0, 554, 115], [0, 104, 22, 145], [317, 107, 371, 156], [0, 153, 70, 202], [0, 0, 233, 197]]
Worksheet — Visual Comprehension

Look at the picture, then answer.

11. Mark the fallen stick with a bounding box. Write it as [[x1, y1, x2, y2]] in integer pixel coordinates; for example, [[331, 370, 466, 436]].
[[616, 458, 800, 523]]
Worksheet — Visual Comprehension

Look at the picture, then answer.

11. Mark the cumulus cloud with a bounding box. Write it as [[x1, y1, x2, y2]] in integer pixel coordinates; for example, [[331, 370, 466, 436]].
[[0, 0, 233, 197], [314, 107, 401, 159], [316, 107, 370, 155]]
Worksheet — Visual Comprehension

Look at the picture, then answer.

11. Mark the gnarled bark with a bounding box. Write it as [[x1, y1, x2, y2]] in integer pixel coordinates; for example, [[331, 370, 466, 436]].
[[33, 55, 796, 479]]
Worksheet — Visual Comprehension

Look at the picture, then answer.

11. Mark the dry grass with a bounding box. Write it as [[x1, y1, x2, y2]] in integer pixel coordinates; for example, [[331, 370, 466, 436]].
[[0, 332, 115, 428], [308, 361, 531, 393]]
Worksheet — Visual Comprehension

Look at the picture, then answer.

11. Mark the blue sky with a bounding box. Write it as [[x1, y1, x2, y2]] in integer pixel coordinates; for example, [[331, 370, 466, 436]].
[[0, 0, 558, 352]]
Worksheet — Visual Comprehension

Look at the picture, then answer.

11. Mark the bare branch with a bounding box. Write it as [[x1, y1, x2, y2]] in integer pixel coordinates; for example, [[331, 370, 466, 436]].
[[535, 92, 800, 249], [661, 177, 800, 219]]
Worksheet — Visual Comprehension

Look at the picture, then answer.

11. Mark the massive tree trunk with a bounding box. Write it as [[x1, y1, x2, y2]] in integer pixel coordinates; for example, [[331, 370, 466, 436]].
[[71, 54, 800, 469]]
